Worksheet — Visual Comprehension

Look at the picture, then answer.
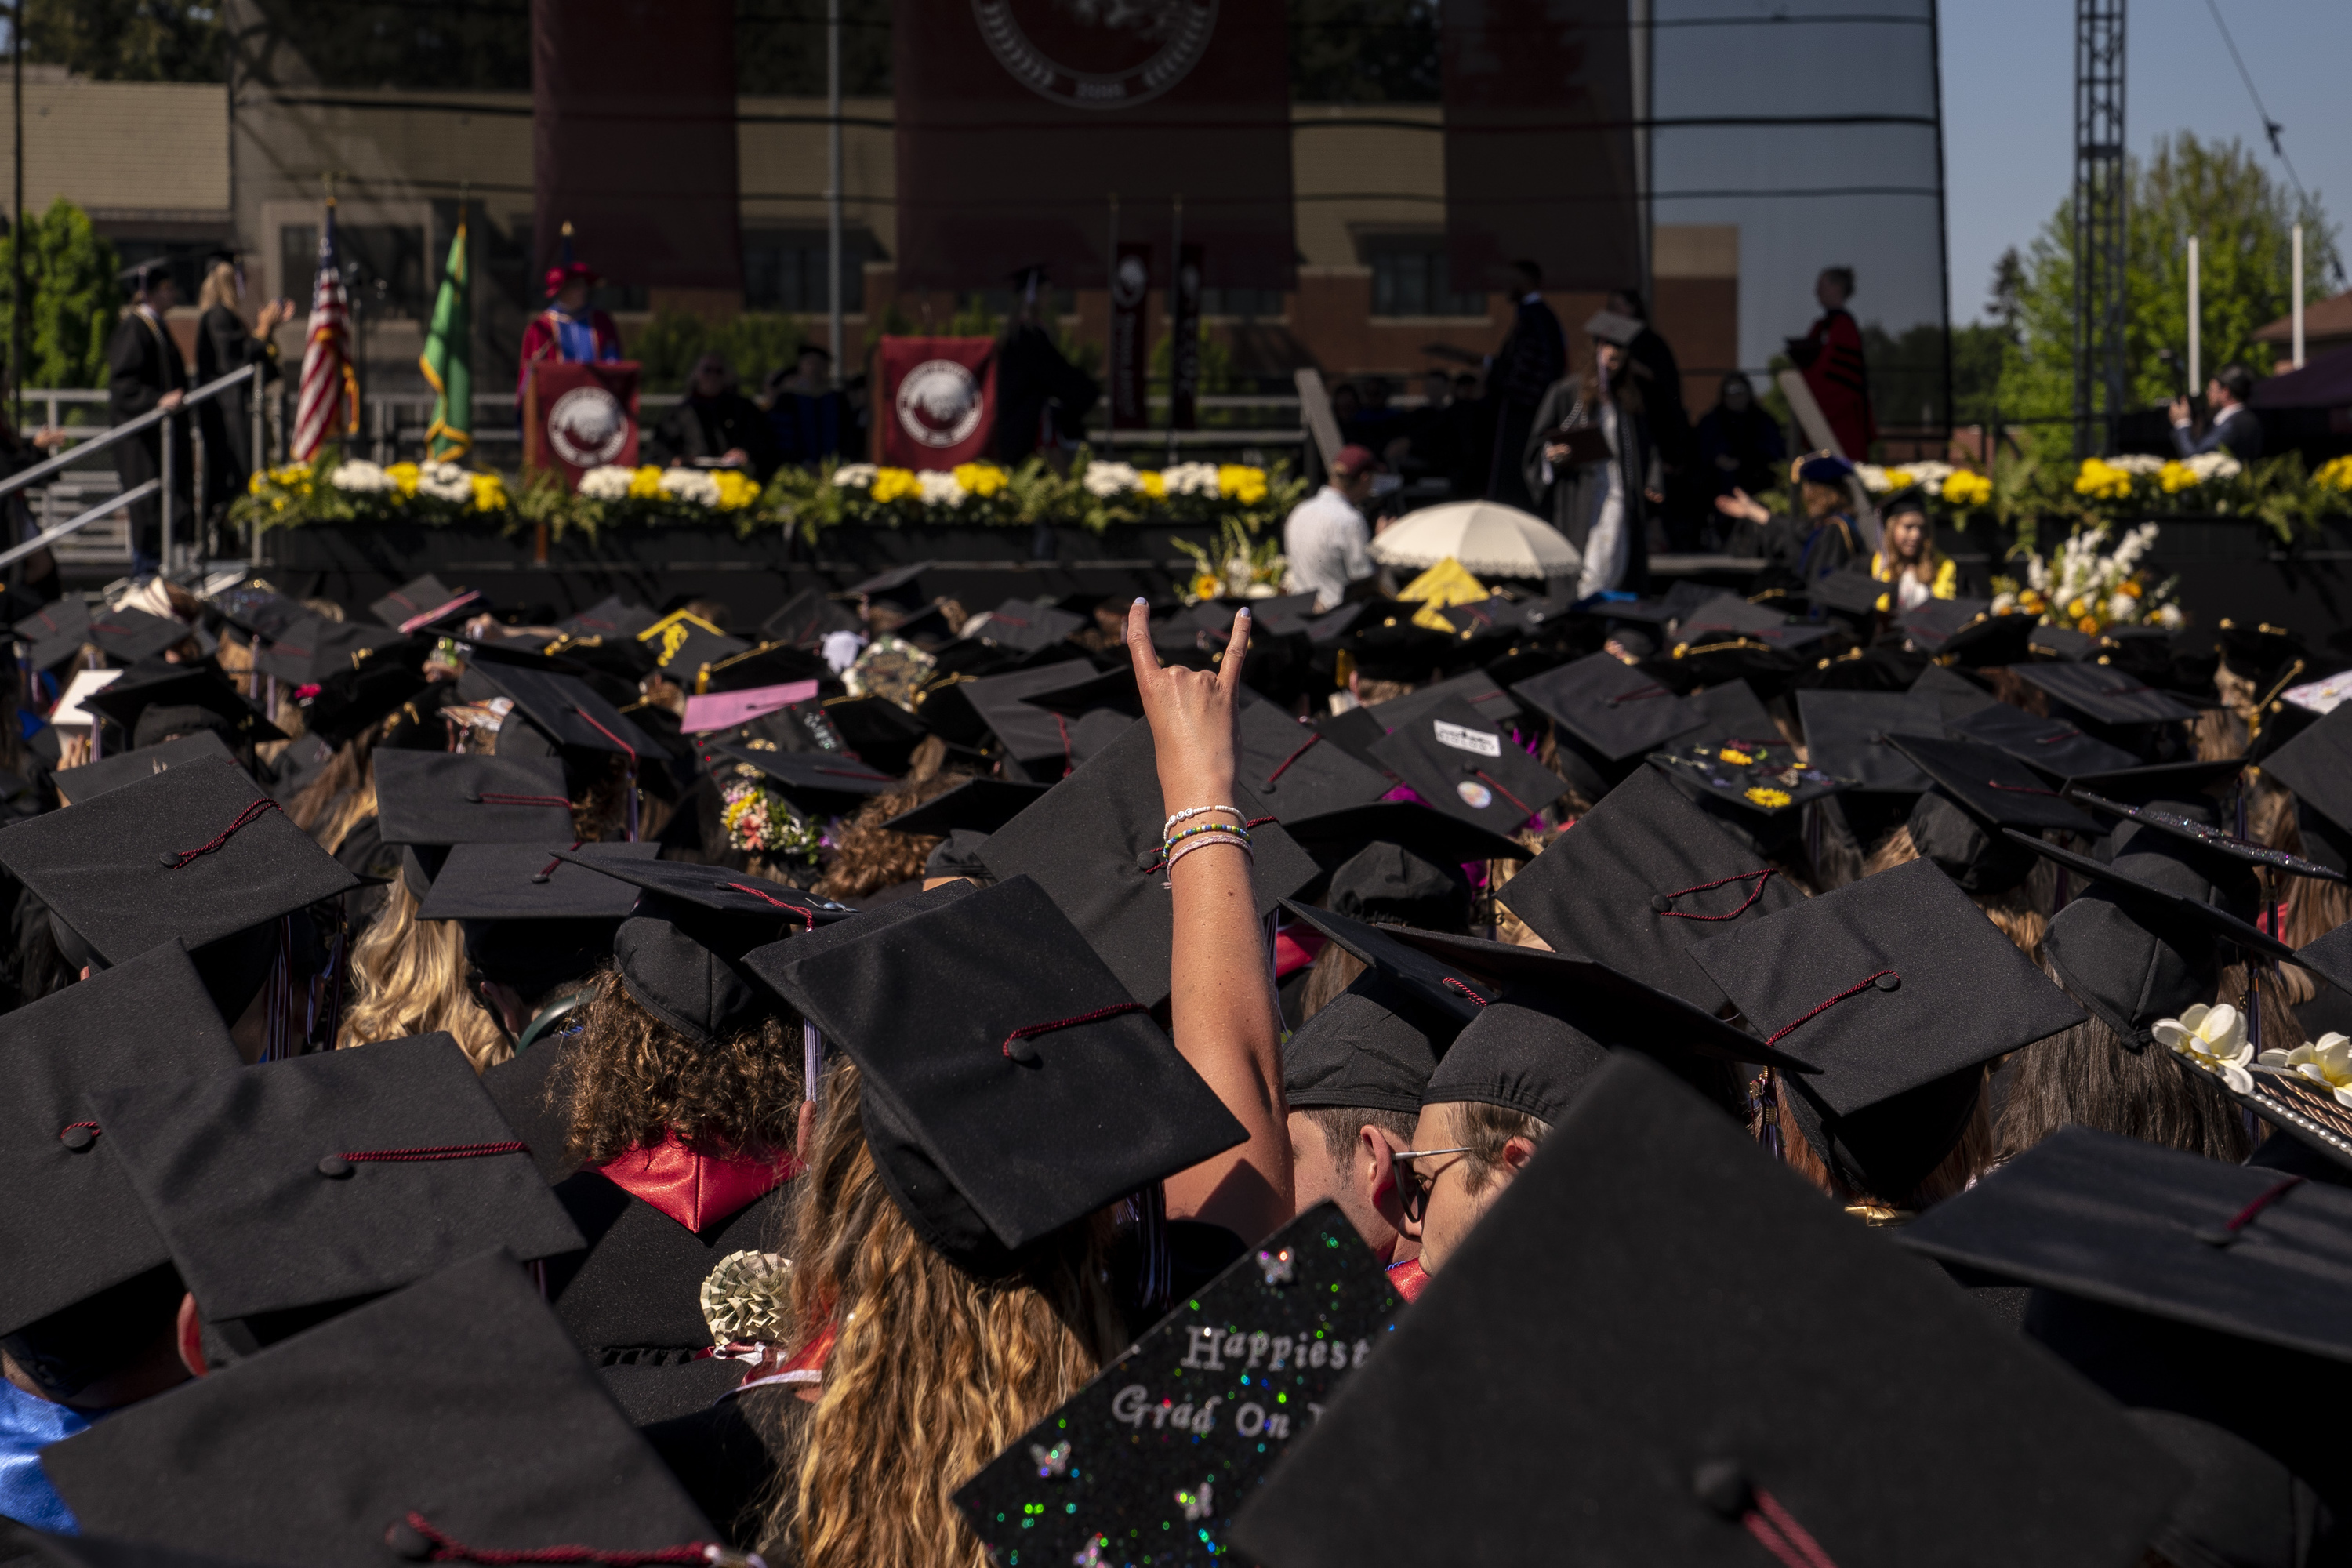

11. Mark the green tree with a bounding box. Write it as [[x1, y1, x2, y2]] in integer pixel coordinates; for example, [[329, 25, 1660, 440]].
[[633, 311, 808, 394], [1999, 132, 2341, 426], [0, 198, 123, 391], [1291, 0, 1439, 103], [22, 0, 226, 82]]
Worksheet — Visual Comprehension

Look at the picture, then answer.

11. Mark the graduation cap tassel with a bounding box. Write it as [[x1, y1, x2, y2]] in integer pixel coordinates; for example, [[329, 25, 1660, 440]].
[[626, 761, 640, 842], [262, 914, 294, 1062], [803, 1022, 822, 1110]]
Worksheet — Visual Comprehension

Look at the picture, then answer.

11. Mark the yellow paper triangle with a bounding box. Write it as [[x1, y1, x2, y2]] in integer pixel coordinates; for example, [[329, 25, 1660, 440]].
[[1398, 556, 1487, 609], [1410, 603, 1458, 633]]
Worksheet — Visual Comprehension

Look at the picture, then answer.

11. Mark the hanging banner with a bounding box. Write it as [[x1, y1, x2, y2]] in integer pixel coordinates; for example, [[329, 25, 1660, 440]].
[[524, 359, 641, 491], [877, 336, 999, 470], [1170, 242, 1203, 431], [1109, 243, 1152, 430], [1442, 0, 1639, 292], [894, 0, 1294, 292]]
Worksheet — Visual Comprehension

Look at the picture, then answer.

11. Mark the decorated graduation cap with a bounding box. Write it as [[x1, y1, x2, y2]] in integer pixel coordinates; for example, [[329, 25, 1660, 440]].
[[86, 1031, 583, 1353], [977, 718, 1319, 1007], [14, 597, 91, 671], [1512, 650, 1697, 768], [751, 873, 1247, 1276], [0, 756, 358, 1017], [2260, 702, 2352, 875], [471, 660, 661, 759], [1795, 690, 1941, 791], [2012, 659, 2203, 727], [636, 609, 748, 686], [369, 572, 477, 632], [1235, 698, 1393, 822], [706, 740, 898, 815], [42, 1250, 722, 1565], [1283, 968, 1461, 1116], [85, 606, 193, 666], [956, 1203, 1402, 1567], [549, 850, 848, 1042], [0, 942, 233, 1372], [1497, 766, 1800, 1014], [1229, 1052, 2180, 1568], [882, 776, 1050, 837], [1368, 695, 1564, 831], [373, 750, 573, 851], [1690, 857, 2085, 1200], [52, 730, 236, 807], [1277, 800, 1529, 877], [1646, 732, 1847, 821], [1950, 699, 2140, 777], [85, 662, 286, 748], [2069, 786, 2346, 886]]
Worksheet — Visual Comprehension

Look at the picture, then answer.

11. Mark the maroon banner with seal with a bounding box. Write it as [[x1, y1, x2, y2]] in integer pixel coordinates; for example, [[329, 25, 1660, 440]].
[[895, 0, 1294, 292], [1109, 243, 1152, 430], [877, 337, 999, 470], [1442, 0, 1639, 292], [524, 359, 641, 490]]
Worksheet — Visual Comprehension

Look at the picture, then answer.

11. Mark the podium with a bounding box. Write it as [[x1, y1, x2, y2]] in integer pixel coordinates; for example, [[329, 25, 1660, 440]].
[[523, 359, 643, 486]]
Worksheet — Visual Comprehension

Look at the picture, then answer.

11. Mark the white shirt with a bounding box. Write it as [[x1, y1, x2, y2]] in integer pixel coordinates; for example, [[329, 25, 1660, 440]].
[[1576, 401, 1631, 598], [1283, 485, 1374, 612]]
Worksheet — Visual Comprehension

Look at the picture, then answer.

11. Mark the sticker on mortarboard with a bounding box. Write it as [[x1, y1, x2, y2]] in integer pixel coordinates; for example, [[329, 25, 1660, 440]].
[[953, 1203, 1401, 1568], [1432, 720, 1501, 757]]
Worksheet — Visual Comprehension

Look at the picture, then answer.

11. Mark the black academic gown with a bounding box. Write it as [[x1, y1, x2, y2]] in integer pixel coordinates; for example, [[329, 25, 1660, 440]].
[[652, 391, 783, 482], [194, 304, 278, 513], [104, 308, 193, 558], [1519, 379, 1658, 596], [992, 324, 1098, 464]]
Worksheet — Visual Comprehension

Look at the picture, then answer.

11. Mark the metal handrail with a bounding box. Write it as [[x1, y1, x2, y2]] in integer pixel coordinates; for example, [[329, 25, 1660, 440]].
[[0, 363, 263, 504], [0, 479, 158, 571]]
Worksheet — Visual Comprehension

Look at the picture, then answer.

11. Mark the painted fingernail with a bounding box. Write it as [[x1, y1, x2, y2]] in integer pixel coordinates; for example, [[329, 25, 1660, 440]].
[[1134, 596, 1147, 606]]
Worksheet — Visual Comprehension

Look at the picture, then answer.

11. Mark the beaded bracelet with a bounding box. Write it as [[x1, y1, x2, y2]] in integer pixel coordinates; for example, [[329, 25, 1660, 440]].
[[1165, 820, 1251, 854], [1165, 805, 1245, 834], [1165, 830, 1251, 878]]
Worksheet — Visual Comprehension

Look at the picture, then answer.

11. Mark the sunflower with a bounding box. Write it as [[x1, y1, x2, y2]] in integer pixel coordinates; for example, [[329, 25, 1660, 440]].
[[1745, 786, 1791, 809]]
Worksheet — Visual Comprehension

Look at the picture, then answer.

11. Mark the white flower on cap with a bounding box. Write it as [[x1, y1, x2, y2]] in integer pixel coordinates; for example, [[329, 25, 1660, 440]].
[[2259, 1030, 2352, 1108], [2154, 1002, 2252, 1091]]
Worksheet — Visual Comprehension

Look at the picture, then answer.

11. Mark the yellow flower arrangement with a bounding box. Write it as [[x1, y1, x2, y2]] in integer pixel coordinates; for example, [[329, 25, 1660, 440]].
[[1745, 786, 1791, 809], [2074, 457, 2132, 500], [386, 462, 422, 498], [470, 472, 508, 512], [1719, 748, 1753, 765], [952, 462, 1010, 499], [2158, 459, 2198, 494], [1191, 573, 1221, 601], [1940, 469, 1991, 506], [1141, 470, 1168, 499], [2319, 455, 2352, 493], [1880, 466, 1916, 491], [626, 466, 663, 499], [2017, 589, 2046, 615], [712, 470, 763, 510], [1217, 464, 1269, 505], [870, 466, 919, 504]]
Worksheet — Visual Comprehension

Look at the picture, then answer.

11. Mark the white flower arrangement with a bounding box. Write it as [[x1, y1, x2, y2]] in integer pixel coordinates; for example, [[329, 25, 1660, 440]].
[[2184, 450, 2242, 482], [1989, 521, 2180, 632], [1082, 460, 1143, 497], [577, 466, 635, 500], [328, 459, 392, 493], [833, 463, 878, 488], [658, 467, 722, 507], [2154, 1002, 2252, 1092], [416, 461, 474, 504], [2105, 453, 2167, 476], [2259, 1031, 2352, 1108], [1163, 461, 1222, 497], [916, 470, 964, 507], [1854, 459, 1956, 496]]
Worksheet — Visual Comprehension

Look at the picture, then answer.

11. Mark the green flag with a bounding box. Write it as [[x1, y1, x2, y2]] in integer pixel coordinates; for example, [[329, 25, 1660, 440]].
[[420, 221, 470, 461]]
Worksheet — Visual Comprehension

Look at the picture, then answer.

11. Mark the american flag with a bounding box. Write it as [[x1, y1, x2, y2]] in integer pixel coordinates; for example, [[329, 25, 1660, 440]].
[[292, 205, 358, 459]]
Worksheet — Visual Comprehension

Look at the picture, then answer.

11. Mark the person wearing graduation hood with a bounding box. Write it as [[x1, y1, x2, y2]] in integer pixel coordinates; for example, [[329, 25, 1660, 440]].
[[735, 600, 1294, 1568], [1715, 451, 1860, 592], [191, 253, 289, 527], [1868, 486, 1962, 611], [103, 260, 193, 571]]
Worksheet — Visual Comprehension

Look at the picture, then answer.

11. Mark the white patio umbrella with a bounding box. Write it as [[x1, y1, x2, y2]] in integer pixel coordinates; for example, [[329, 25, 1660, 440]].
[[1367, 501, 1579, 579]]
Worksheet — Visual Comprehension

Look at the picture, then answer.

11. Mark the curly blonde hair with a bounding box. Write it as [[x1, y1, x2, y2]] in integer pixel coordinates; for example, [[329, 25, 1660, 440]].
[[559, 969, 803, 1166], [335, 877, 506, 1069], [761, 1060, 1127, 1568]]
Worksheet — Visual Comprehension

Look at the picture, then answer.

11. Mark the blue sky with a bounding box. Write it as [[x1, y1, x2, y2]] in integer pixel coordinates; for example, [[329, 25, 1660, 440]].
[[1940, 0, 2351, 324]]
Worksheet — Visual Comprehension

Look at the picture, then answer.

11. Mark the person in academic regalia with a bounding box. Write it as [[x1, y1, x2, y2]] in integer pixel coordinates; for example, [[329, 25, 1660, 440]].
[[652, 354, 780, 481], [1483, 260, 1566, 510], [517, 260, 623, 402], [1522, 314, 1660, 600], [104, 260, 194, 572], [1714, 452, 1860, 593], [1784, 264, 1876, 461], [990, 267, 1098, 466], [191, 256, 290, 527]]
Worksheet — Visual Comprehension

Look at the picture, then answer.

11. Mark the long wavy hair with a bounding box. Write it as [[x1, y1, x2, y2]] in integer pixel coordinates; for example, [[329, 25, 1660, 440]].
[[760, 1060, 1127, 1568], [335, 877, 506, 1069], [557, 970, 803, 1165]]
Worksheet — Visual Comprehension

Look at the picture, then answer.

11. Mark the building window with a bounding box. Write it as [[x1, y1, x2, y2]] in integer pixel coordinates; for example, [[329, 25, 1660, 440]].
[[280, 223, 430, 321], [1363, 238, 1485, 319], [1198, 287, 1284, 319], [744, 229, 873, 313]]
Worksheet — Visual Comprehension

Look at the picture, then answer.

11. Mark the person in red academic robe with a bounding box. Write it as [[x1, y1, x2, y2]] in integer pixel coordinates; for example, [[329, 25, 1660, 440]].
[[517, 261, 623, 401], [1784, 265, 1875, 462]]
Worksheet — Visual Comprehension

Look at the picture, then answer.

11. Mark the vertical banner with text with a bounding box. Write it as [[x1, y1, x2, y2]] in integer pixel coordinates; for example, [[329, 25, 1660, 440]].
[[1170, 243, 1203, 431], [1109, 243, 1152, 430]]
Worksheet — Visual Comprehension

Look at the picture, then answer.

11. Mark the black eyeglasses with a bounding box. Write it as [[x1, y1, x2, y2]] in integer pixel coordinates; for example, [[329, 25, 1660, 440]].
[[1390, 1146, 1472, 1225]]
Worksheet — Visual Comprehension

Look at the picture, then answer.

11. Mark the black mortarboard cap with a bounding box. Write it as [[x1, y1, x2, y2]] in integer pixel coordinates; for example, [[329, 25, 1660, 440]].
[[1893, 596, 1993, 654], [0, 1523, 276, 1568], [1229, 1053, 2180, 1568], [750, 874, 1247, 1274], [204, 583, 307, 639], [1807, 564, 1886, 624], [373, 750, 573, 847], [1940, 608, 2044, 669], [0, 942, 234, 1341], [370, 573, 475, 631], [2013, 659, 2202, 725], [2013, 830, 2294, 968], [1325, 842, 1471, 933], [956, 1203, 1399, 1566], [307, 617, 411, 680], [1283, 968, 1457, 1115], [415, 840, 659, 923], [707, 741, 898, 815], [1498, 767, 1799, 1014], [2031, 844, 2228, 1047], [1907, 659, 2001, 720], [1691, 857, 2085, 1196], [881, 777, 1051, 837], [2070, 787, 2345, 884], [849, 560, 935, 612], [1363, 670, 1524, 737], [699, 638, 829, 694], [2216, 618, 2310, 685], [2027, 624, 2096, 661], [1512, 651, 1696, 763], [1880, 732, 2101, 836], [1676, 677, 1773, 742], [1338, 610, 1454, 684], [2262, 704, 2352, 873], [971, 597, 1083, 653], [42, 1250, 720, 1565], [1368, 695, 1565, 831], [246, 612, 325, 684], [1646, 734, 1849, 819], [87, 1033, 583, 1339], [53, 730, 237, 807], [1418, 995, 1616, 1125], [473, 662, 661, 759], [926, 658, 1097, 766], [301, 648, 434, 750], [977, 720, 1319, 1006], [818, 693, 933, 776], [87, 606, 193, 666], [0, 756, 358, 982], [14, 597, 91, 670], [1235, 699, 1394, 822], [761, 586, 862, 647], [559, 595, 657, 641], [1951, 699, 2140, 777], [85, 663, 286, 746], [1277, 800, 1528, 876], [1011, 662, 1142, 720], [637, 612, 748, 684], [1795, 689, 1940, 792], [2056, 755, 2249, 804]]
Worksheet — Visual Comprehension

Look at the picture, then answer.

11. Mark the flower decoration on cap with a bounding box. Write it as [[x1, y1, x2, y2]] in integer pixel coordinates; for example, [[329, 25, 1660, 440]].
[[1746, 786, 1791, 809], [2155, 1003, 2252, 1092], [2259, 1031, 2352, 1109], [699, 1250, 793, 1347]]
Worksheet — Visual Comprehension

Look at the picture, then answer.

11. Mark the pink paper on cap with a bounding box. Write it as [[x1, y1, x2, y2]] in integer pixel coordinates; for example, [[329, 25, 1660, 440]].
[[681, 681, 820, 734]]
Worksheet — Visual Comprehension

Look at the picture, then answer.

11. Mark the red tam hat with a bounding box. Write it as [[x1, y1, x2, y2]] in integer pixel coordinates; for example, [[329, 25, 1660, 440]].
[[543, 261, 597, 300]]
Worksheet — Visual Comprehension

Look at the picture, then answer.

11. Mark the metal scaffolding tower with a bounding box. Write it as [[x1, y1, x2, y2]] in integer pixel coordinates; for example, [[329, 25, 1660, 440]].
[[2074, 0, 2127, 456]]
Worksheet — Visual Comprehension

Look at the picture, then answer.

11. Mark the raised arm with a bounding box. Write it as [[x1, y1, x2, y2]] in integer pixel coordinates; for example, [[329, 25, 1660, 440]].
[[1127, 598, 1293, 1244]]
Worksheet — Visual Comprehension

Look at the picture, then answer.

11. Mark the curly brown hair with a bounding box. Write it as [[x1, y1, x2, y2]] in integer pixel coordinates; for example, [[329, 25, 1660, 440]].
[[559, 969, 804, 1165], [811, 740, 966, 902]]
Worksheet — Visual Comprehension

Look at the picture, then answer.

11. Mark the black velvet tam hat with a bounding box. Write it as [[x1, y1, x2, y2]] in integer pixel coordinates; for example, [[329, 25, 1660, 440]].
[[2013, 659, 2204, 726], [85, 664, 285, 746], [1951, 699, 2141, 777], [1691, 857, 2085, 1198], [1236, 698, 1394, 822], [53, 731, 236, 807], [1325, 843, 1471, 934], [369, 572, 476, 631], [956, 1203, 1401, 1568], [14, 597, 91, 671], [1277, 800, 1530, 876], [1229, 1053, 2180, 1568], [547, 851, 850, 1044], [42, 1250, 720, 1566], [882, 777, 1051, 837], [471, 662, 662, 760], [1794, 690, 1942, 791], [85, 1032, 583, 1344], [1282, 967, 1460, 1116], [753, 873, 1247, 1275], [0, 942, 234, 1342], [373, 750, 573, 847], [1511, 650, 1699, 764], [971, 596, 1084, 652], [1368, 695, 1566, 831], [1497, 766, 1801, 1014], [86, 605, 193, 665], [706, 741, 898, 815], [977, 718, 1319, 1007], [2259, 703, 2352, 874]]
